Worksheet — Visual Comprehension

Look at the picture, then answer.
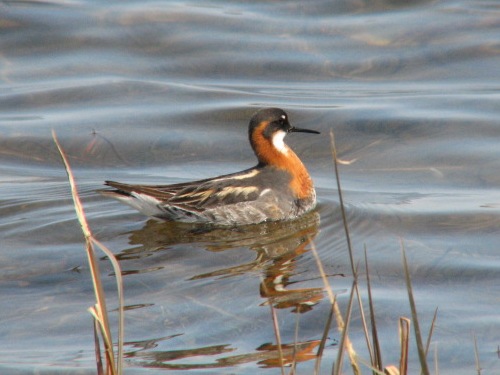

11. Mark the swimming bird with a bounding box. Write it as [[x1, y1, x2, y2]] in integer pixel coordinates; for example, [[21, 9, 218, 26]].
[[103, 108, 320, 226]]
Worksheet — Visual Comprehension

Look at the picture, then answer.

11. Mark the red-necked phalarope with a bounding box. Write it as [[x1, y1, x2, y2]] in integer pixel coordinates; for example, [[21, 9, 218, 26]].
[[103, 108, 320, 225]]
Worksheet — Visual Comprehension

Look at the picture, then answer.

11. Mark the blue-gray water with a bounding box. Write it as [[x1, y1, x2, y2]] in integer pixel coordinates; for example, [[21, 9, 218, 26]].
[[1, 1, 499, 374]]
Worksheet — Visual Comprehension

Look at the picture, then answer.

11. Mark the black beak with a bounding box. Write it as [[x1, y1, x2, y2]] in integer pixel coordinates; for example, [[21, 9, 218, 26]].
[[289, 126, 320, 135]]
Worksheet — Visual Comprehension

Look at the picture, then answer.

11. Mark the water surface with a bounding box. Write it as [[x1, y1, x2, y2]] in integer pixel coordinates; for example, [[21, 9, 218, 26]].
[[1, 0, 499, 374]]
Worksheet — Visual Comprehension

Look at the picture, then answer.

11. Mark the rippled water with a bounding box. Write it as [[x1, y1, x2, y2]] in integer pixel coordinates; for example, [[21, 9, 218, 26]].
[[1, 0, 499, 374]]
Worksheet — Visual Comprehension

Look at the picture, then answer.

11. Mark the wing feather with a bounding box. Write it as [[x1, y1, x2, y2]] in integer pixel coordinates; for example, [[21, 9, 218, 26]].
[[104, 166, 286, 216]]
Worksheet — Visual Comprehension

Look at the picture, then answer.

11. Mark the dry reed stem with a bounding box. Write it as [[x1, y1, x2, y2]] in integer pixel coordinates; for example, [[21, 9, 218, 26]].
[[354, 246, 375, 369], [333, 278, 358, 375], [52, 130, 123, 374], [92, 236, 125, 369], [354, 284, 375, 369], [93, 319, 104, 375], [328, 130, 443, 375], [330, 132, 372, 370], [365, 251, 383, 372], [401, 242, 429, 375], [310, 242, 360, 375], [289, 312, 301, 375], [328, 130, 362, 374], [330, 131, 384, 372], [398, 317, 411, 375], [473, 332, 481, 375], [434, 343, 439, 375], [315, 306, 335, 374], [355, 357, 386, 375], [329, 131, 356, 278], [425, 308, 438, 358]]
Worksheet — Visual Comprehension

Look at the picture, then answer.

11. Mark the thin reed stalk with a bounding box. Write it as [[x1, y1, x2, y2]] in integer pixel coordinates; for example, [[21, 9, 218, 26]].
[[425, 308, 438, 358], [310, 241, 360, 375], [328, 131, 363, 374], [398, 317, 411, 375], [53, 130, 123, 374], [355, 282, 374, 369], [401, 243, 429, 375], [329, 131, 356, 278], [315, 306, 335, 374], [324, 130, 447, 375], [93, 319, 104, 375], [289, 312, 301, 375], [434, 343, 439, 375], [330, 132, 372, 368], [473, 332, 482, 375], [333, 278, 358, 375], [365, 251, 383, 372]]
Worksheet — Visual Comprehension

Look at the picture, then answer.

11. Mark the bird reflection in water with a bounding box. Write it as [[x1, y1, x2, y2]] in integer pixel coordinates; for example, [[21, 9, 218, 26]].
[[125, 336, 336, 370], [191, 211, 325, 313], [119, 210, 325, 312], [117, 211, 338, 369]]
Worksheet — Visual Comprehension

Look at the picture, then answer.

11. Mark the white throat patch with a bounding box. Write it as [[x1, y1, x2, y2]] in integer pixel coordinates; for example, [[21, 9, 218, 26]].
[[272, 130, 288, 154]]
